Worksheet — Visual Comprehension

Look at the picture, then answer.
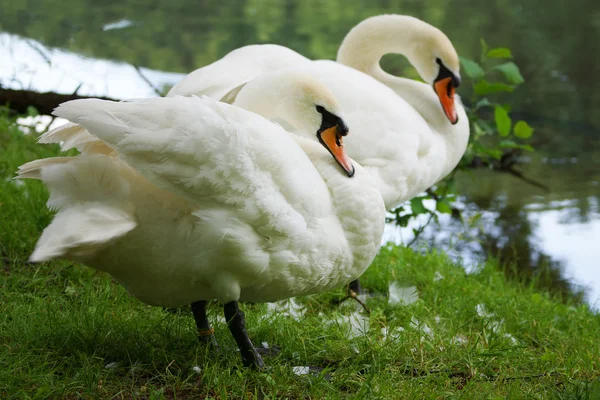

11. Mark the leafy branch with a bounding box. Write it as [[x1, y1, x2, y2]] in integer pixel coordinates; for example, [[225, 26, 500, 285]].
[[390, 39, 543, 243]]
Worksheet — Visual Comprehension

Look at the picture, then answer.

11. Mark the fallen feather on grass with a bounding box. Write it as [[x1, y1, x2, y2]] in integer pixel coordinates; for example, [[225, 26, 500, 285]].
[[476, 304, 505, 333], [265, 298, 306, 321], [292, 366, 310, 376], [381, 326, 405, 341], [327, 311, 370, 339], [476, 303, 494, 319], [410, 316, 434, 339], [451, 334, 469, 345], [192, 366, 202, 374], [488, 319, 504, 333], [433, 271, 444, 282], [388, 283, 419, 306], [504, 333, 519, 345]]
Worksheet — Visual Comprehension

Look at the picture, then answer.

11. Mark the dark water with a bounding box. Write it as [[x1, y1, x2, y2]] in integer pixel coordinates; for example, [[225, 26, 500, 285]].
[[1, 0, 599, 306]]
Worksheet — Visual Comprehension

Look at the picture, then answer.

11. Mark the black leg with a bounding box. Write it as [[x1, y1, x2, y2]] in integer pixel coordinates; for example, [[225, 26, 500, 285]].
[[223, 301, 264, 369], [348, 279, 361, 295], [191, 300, 219, 351]]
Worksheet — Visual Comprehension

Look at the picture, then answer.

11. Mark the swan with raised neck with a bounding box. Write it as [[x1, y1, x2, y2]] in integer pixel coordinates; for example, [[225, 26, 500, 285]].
[[337, 14, 469, 191]]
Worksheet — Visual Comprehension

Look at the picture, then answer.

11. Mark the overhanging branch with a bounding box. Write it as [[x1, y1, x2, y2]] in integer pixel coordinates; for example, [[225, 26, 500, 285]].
[[0, 87, 118, 116]]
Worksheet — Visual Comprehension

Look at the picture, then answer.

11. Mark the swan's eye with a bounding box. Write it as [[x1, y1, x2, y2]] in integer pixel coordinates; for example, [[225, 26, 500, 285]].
[[316, 105, 325, 113], [435, 57, 442, 65]]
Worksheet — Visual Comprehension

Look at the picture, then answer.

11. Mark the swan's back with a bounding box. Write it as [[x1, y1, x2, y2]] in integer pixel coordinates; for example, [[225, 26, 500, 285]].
[[20, 96, 384, 306], [168, 45, 310, 101]]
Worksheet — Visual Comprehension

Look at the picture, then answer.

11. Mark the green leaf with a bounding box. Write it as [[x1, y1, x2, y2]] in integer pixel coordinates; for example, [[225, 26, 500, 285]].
[[514, 120, 534, 138], [472, 122, 487, 138], [436, 199, 452, 214], [488, 149, 505, 159], [474, 80, 515, 96], [486, 47, 513, 59], [459, 57, 485, 80], [492, 62, 525, 85], [26, 106, 39, 117], [475, 98, 493, 110], [477, 119, 495, 133], [480, 39, 489, 57], [499, 140, 534, 152], [500, 140, 517, 148], [410, 197, 428, 215], [471, 142, 504, 159], [397, 214, 411, 227], [494, 106, 512, 137]]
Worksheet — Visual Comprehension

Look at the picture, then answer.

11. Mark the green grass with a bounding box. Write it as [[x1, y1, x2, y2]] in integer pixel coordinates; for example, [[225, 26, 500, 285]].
[[1, 111, 599, 399]]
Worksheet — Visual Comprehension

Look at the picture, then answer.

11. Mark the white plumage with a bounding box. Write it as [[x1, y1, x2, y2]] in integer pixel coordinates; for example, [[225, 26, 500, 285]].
[[165, 14, 471, 210], [37, 15, 469, 211], [18, 72, 386, 308]]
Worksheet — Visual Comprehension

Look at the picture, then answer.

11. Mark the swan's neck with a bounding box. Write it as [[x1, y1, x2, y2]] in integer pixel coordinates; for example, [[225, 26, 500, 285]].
[[294, 137, 385, 275], [337, 15, 433, 82], [337, 15, 443, 123]]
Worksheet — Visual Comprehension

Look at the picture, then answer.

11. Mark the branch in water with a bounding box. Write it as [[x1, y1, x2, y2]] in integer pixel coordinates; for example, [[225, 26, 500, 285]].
[[502, 166, 550, 192], [468, 154, 550, 192]]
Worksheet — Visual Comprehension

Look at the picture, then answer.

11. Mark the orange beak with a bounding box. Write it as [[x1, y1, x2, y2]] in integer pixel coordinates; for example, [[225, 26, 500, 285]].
[[318, 125, 355, 177], [434, 77, 459, 125]]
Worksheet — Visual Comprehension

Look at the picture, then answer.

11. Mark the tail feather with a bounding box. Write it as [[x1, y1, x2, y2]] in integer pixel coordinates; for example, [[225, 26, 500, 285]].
[[53, 99, 131, 146], [16, 154, 137, 262], [38, 121, 113, 155], [29, 204, 136, 262], [16, 157, 74, 180]]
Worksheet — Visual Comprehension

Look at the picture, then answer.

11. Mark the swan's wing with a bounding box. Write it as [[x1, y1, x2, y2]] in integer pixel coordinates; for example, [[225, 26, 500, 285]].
[[167, 44, 310, 103], [53, 96, 332, 239], [37, 121, 115, 155], [37, 45, 309, 155]]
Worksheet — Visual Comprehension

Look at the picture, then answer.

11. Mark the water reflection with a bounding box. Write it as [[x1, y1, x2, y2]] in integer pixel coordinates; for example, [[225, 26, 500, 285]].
[[384, 160, 600, 307], [2, 0, 598, 127], [1, 0, 599, 306]]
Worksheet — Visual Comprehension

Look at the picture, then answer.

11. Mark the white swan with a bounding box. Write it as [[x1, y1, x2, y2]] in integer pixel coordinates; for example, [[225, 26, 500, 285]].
[[168, 14, 470, 297], [169, 14, 469, 210], [17, 70, 386, 368], [35, 14, 469, 297]]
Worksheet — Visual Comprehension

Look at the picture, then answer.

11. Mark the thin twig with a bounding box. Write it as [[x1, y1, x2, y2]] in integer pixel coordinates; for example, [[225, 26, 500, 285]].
[[348, 290, 370, 314], [133, 65, 165, 97], [406, 212, 436, 248], [331, 289, 371, 314], [72, 83, 83, 96], [26, 40, 52, 66], [503, 167, 550, 192]]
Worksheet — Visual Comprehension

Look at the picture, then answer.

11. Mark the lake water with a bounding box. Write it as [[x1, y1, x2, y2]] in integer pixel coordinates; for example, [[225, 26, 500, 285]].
[[1, 0, 598, 307]]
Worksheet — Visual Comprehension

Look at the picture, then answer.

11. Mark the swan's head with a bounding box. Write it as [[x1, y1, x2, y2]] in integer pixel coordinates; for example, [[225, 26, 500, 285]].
[[408, 23, 462, 125], [235, 70, 355, 177], [337, 14, 462, 125]]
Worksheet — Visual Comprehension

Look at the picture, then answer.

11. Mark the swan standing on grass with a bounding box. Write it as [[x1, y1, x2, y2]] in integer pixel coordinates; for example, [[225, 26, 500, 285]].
[[16, 71, 386, 369], [169, 14, 470, 298], [35, 15, 469, 301]]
